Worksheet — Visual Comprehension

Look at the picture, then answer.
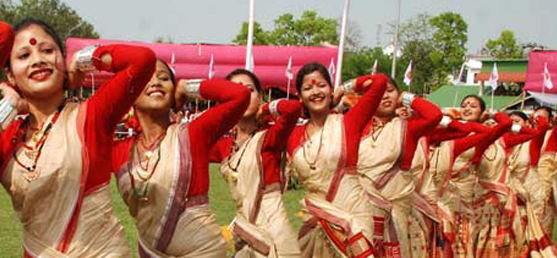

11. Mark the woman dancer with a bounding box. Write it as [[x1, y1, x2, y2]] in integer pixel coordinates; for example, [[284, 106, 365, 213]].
[[210, 69, 302, 257], [355, 77, 442, 258], [0, 18, 156, 257], [287, 62, 388, 258], [111, 60, 250, 257]]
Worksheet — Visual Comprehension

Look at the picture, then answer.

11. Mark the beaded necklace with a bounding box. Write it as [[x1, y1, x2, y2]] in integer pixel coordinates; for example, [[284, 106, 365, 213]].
[[12, 103, 64, 182]]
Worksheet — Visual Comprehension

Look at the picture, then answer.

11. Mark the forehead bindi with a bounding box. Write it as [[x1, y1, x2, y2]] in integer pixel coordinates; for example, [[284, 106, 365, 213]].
[[14, 25, 55, 49]]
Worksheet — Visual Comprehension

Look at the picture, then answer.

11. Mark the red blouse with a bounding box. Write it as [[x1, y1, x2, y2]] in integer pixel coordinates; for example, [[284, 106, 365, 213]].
[[210, 100, 302, 185], [0, 45, 156, 193], [287, 74, 388, 168], [502, 116, 549, 166], [472, 113, 513, 164], [112, 79, 250, 197], [0, 21, 13, 69]]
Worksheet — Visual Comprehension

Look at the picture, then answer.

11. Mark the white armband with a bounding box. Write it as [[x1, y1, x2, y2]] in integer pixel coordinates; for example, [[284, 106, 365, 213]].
[[269, 99, 282, 117], [341, 79, 356, 93], [440, 116, 452, 128], [183, 79, 203, 99], [402, 92, 416, 108], [0, 98, 16, 131], [75, 44, 100, 73]]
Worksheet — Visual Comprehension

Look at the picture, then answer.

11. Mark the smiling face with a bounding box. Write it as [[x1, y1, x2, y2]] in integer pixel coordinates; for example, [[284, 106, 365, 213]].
[[7, 24, 65, 100], [299, 71, 332, 117], [229, 73, 261, 118], [375, 82, 400, 118], [460, 96, 483, 122], [134, 60, 175, 113]]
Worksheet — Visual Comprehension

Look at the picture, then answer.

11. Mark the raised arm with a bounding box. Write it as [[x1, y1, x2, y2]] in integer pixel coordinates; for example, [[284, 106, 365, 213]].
[[472, 112, 512, 164], [185, 79, 250, 151], [0, 21, 13, 68], [343, 74, 388, 166], [429, 118, 472, 146], [400, 97, 443, 170], [529, 116, 550, 166], [261, 99, 303, 152], [84, 44, 157, 133]]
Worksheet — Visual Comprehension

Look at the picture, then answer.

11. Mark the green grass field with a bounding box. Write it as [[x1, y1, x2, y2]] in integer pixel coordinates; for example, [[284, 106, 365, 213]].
[[0, 164, 305, 257]]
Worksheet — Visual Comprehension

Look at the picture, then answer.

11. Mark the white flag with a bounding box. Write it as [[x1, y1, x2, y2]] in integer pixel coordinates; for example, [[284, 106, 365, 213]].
[[208, 54, 215, 79], [372, 59, 378, 75], [403, 61, 412, 86], [544, 62, 553, 90], [328, 58, 335, 78], [489, 63, 499, 90], [285, 56, 293, 80]]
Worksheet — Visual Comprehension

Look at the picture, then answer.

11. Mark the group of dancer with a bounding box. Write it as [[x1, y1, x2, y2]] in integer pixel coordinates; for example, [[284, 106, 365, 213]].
[[0, 17, 557, 258]]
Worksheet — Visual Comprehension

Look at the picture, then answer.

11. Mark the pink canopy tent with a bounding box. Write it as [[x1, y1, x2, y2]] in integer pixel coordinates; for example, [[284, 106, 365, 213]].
[[524, 50, 557, 104], [65, 38, 338, 93]]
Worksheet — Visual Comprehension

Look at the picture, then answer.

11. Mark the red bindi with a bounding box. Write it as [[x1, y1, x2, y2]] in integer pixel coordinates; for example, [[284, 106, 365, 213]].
[[311, 79, 317, 85], [29, 38, 37, 45]]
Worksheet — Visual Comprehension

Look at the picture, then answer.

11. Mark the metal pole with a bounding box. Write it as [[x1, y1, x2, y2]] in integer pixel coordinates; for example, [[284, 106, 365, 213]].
[[334, 0, 350, 89], [391, 0, 401, 77], [245, 0, 255, 71]]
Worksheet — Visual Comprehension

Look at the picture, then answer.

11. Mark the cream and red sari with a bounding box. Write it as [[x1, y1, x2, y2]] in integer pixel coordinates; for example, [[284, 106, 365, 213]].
[[116, 123, 226, 258], [1, 103, 129, 258], [291, 115, 375, 258], [221, 130, 301, 258], [358, 118, 412, 258], [507, 140, 557, 257]]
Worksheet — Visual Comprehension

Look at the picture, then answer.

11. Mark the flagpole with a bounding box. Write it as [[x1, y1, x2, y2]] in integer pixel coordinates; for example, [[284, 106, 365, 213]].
[[391, 0, 401, 77], [245, 0, 255, 71], [334, 0, 350, 89], [286, 79, 291, 99], [491, 89, 494, 111], [91, 73, 95, 95], [453, 62, 466, 107]]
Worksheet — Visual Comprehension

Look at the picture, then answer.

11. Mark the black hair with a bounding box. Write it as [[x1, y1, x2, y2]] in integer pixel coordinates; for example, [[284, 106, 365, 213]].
[[509, 111, 529, 122], [535, 106, 554, 120], [461, 94, 486, 112], [295, 62, 332, 93], [226, 68, 262, 93], [9, 19, 65, 68], [156, 58, 176, 85], [387, 76, 399, 92]]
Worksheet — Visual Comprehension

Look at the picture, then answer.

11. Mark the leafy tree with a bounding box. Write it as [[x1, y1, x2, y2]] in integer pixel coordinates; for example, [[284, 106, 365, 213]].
[[233, 10, 338, 47], [430, 12, 468, 89], [401, 40, 436, 94], [154, 36, 175, 44], [0, 0, 99, 43], [232, 21, 270, 45], [483, 30, 525, 58], [268, 11, 338, 46], [388, 13, 434, 49]]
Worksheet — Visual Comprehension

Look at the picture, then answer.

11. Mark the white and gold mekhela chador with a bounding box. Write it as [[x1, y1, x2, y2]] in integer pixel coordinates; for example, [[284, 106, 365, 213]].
[[507, 140, 557, 257], [220, 130, 301, 258], [1, 103, 130, 258], [116, 123, 226, 258], [538, 130, 557, 237], [357, 118, 412, 258], [472, 140, 516, 258], [429, 140, 477, 258], [407, 138, 440, 258], [290, 114, 375, 258]]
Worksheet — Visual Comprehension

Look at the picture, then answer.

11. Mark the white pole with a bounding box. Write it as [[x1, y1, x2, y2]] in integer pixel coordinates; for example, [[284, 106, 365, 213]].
[[287, 79, 291, 99], [391, 0, 401, 77], [245, 0, 255, 71], [334, 0, 350, 89], [91, 73, 95, 95]]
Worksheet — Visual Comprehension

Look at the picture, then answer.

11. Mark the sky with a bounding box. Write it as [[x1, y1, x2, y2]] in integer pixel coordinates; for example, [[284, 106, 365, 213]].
[[65, 0, 556, 54]]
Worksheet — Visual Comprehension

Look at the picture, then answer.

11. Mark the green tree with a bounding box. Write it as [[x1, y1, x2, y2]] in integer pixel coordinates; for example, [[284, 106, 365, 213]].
[[483, 30, 524, 58], [232, 21, 270, 45], [400, 41, 436, 95], [269, 11, 338, 46], [342, 47, 390, 80], [0, 0, 99, 43], [429, 12, 468, 90], [233, 10, 338, 47]]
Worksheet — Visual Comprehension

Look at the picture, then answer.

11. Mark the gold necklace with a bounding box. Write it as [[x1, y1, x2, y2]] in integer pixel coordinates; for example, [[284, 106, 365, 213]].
[[302, 122, 325, 170]]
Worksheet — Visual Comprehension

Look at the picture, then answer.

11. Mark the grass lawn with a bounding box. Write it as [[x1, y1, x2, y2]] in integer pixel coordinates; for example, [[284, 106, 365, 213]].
[[0, 164, 305, 257]]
